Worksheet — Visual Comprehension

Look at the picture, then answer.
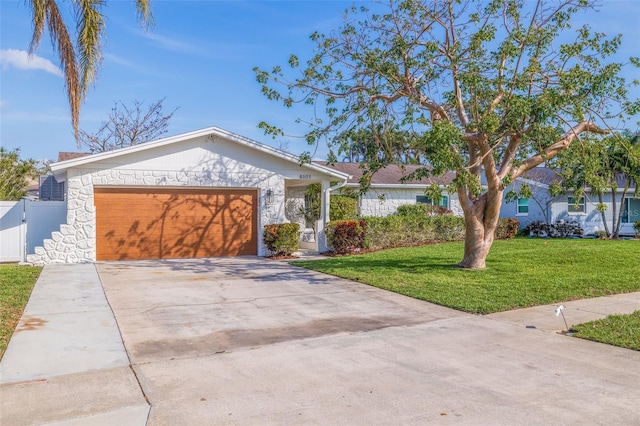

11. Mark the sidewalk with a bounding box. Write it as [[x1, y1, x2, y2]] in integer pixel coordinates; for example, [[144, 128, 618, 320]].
[[0, 264, 149, 426], [486, 291, 640, 331]]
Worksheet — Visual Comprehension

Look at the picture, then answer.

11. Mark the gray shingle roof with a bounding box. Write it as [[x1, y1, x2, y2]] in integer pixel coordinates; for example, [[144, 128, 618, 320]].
[[316, 162, 456, 186], [521, 167, 563, 186]]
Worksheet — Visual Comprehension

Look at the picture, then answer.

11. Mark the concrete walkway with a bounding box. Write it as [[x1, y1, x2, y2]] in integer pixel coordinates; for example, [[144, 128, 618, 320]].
[[0, 264, 149, 426], [1, 260, 639, 425]]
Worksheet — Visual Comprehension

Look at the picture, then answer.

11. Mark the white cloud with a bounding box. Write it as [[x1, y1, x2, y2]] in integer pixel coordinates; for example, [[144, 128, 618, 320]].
[[137, 30, 195, 53], [0, 49, 63, 77], [2, 109, 69, 123], [104, 52, 139, 69]]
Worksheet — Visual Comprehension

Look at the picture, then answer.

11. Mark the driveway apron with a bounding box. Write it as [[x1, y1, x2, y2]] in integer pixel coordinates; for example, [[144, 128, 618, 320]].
[[98, 257, 640, 425]]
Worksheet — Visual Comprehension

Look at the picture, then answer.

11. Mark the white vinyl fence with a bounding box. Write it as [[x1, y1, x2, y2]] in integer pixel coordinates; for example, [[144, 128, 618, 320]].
[[0, 200, 67, 263]]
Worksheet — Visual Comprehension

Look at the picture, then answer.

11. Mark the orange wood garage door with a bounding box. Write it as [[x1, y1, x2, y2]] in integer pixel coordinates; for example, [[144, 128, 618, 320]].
[[94, 187, 258, 260]]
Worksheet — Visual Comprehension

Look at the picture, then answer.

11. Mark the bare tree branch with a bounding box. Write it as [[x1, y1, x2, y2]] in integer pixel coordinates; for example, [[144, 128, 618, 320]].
[[79, 98, 178, 153]]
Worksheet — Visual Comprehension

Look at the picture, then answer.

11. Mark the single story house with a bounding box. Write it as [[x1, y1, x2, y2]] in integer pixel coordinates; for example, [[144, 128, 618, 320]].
[[501, 168, 639, 236], [27, 127, 349, 265]]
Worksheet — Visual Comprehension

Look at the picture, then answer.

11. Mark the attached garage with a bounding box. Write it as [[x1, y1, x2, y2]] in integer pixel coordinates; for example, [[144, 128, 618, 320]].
[[94, 187, 258, 260], [28, 126, 349, 265]]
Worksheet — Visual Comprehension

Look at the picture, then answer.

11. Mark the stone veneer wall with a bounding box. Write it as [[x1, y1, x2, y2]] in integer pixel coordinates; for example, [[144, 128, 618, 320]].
[[27, 168, 285, 265], [359, 188, 463, 217]]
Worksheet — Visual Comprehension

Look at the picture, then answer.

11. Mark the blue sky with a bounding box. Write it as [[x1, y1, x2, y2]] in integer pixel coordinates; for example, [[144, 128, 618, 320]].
[[1, 0, 639, 162]]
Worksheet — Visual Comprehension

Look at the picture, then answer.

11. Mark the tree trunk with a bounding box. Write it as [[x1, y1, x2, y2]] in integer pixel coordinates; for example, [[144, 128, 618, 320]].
[[457, 189, 503, 269], [598, 192, 611, 237], [610, 187, 619, 238], [613, 178, 631, 239]]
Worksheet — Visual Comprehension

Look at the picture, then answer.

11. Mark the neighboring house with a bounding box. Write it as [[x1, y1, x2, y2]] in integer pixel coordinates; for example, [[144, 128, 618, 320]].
[[500, 167, 561, 226], [27, 127, 349, 265], [501, 167, 639, 236], [315, 162, 462, 216], [25, 178, 40, 199], [316, 162, 638, 237]]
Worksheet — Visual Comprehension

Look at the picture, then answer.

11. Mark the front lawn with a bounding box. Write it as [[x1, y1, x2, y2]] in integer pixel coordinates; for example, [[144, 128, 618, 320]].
[[0, 264, 42, 359], [294, 239, 640, 314]]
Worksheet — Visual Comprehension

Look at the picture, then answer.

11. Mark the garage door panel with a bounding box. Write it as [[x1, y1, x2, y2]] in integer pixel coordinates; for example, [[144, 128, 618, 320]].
[[95, 188, 257, 260]]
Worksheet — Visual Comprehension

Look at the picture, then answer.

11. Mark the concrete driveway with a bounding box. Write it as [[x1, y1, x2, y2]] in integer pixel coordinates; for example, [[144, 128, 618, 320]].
[[97, 257, 640, 425]]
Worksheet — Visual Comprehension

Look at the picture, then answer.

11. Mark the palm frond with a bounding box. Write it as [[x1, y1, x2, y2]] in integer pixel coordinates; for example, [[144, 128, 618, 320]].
[[26, 0, 46, 52], [74, 0, 105, 95], [26, 0, 154, 141], [135, 0, 154, 29], [44, 0, 81, 138]]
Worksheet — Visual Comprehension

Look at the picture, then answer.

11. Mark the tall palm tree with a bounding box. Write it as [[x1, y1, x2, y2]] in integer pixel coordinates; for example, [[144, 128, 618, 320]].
[[26, 0, 153, 140]]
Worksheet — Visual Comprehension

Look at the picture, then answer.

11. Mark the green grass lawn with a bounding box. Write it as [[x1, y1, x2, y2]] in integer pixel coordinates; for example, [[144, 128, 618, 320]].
[[573, 311, 640, 351], [0, 264, 42, 359], [294, 238, 640, 314]]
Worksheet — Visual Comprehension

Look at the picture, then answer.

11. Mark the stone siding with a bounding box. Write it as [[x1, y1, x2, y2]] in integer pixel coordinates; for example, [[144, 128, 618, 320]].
[[359, 188, 462, 217]]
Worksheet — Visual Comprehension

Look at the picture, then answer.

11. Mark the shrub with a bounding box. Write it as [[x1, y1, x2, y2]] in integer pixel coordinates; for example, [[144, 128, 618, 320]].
[[525, 220, 583, 238], [326, 220, 366, 254], [594, 230, 607, 239], [396, 203, 453, 217], [361, 215, 465, 250], [495, 218, 520, 240], [330, 195, 358, 221], [634, 221, 640, 237], [263, 223, 300, 256]]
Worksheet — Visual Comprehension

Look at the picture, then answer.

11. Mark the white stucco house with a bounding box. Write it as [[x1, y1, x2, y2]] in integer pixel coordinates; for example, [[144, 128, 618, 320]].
[[501, 167, 639, 236], [27, 127, 349, 265]]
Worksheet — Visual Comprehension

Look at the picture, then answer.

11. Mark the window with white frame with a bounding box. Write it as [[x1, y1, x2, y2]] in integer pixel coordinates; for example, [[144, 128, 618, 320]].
[[622, 198, 640, 223], [516, 198, 529, 215], [416, 194, 449, 208], [568, 196, 585, 214]]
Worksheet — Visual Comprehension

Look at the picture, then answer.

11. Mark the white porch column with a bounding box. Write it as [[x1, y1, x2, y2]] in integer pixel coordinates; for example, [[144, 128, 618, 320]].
[[317, 180, 331, 252]]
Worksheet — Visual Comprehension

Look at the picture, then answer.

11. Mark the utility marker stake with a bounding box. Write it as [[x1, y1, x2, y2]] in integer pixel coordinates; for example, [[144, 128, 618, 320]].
[[554, 304, 570, 332]]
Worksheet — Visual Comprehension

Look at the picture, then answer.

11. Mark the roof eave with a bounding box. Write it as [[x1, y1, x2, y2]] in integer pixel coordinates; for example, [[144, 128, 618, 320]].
[[49, 126, 351, 182], [345, 183, 449, 189]]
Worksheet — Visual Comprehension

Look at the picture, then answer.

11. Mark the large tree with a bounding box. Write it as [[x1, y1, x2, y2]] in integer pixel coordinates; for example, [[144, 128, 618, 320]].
[[26, 0, 153, 139], [255, 0, 639, 268], [78, 98, 177, 153]]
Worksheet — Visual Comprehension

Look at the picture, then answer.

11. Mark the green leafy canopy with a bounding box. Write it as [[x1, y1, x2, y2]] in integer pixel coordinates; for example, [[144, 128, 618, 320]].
[[0, 148, 40, 201], [254, 0, 638, 186], [254, 0, 639, 267]]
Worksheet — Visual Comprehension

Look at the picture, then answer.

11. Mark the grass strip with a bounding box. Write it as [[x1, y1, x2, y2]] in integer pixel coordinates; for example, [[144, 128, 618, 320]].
[[0, 264, 42, 359], [572, 311, 640, 351]]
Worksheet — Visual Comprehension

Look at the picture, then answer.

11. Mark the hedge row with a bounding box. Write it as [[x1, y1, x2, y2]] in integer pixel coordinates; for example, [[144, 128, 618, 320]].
[[264, 215, 520, 256], [326, 216, 519, 254], [362, 215, 466, 252]]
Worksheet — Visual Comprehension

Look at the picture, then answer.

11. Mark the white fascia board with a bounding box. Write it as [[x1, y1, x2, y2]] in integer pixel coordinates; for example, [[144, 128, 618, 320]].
[[50, 126, 350, 182], [345, 183, 446, 189]]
